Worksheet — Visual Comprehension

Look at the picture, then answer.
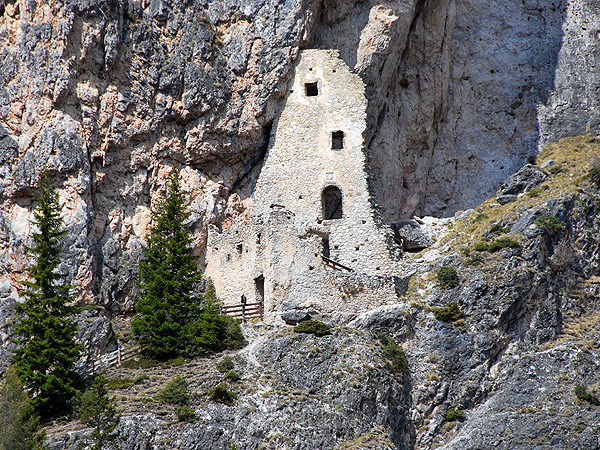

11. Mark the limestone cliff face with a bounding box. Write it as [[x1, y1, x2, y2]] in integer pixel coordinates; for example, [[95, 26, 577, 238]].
[[1, 0, 598, 314]]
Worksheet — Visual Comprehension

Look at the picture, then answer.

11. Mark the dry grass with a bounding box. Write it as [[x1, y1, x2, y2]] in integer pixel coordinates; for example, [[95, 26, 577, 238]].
[[439, 135, 600, 251]]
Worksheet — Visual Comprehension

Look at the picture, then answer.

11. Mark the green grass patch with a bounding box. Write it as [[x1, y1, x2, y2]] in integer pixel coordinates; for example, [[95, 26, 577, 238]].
[[473, 241, 490, 252], [376, 333, 409, 374], [293, 320, 332, 337], [208, 383, 237, 406], [446, 408, 465, 421], [526, 187, 542, 198], [165, 356, 190, 367], [176, 405, 197, 422], [156, 376, 189, 405], [120, 357, 159, 369], [472, 213, 489, 223], [548, 164, 562, 175], [433, 303, 464, 322], [437, 266, 459, 289], [105, 375, 148, 390], [574, 384, 600, 406]]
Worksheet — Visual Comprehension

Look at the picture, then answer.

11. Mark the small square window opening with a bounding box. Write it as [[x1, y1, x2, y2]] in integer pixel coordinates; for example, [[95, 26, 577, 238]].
[[332, 131, 344, 149], [305, 82, 318, 97]]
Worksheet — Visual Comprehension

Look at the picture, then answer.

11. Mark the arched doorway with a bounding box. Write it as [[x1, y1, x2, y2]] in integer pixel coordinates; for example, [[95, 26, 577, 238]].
[[322, 186, 343, 220]]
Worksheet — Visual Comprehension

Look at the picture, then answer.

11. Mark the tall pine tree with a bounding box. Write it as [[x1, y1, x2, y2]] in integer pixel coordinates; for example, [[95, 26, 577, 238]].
[[12, 176, 82, 419], [132, 167, 205, 359], [132, 167, 244, 359]]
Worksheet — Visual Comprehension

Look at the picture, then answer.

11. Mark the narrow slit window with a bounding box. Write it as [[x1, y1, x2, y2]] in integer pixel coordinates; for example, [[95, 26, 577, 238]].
[[322, 236, 330, 258], [322, 186, 343, 220], [331, 131, 344, 149], [305, 82, 318, 97]]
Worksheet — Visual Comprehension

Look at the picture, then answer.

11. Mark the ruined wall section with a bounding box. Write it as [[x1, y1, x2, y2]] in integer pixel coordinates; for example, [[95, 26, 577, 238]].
[[205, 209, 342, 319], [253, 49, 399, 275]]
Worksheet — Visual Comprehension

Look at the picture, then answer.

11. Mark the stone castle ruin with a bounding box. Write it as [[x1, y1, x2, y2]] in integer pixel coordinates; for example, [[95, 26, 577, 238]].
[[205, 50, 404, 323]]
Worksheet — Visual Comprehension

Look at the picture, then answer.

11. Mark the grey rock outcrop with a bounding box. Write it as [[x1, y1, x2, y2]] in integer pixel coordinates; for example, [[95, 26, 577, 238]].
[[280, 302, 311, 325], [49, 329, 413, 450], [391, 220, 434, 251], [496, 164, 547, 203]]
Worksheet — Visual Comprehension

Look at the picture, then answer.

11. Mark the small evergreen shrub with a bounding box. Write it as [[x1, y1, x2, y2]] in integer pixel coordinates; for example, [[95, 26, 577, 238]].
[[489, 223, 505, 235], [446, 408, 465, 421], [156, 377, 189, 405], [224, 370, 241, 381], [487, 237, 519, 252], [377, 333, 409, 374], [221, 315, 245, 350], [574, 384, 600, 406], [526, 187, 542, 197], [208, 383, 237, 406], [293, 320, 332, 337], [433, 303, 464, 322], [473, 242, 489, 252], [437, 267, 459, 289], [475, 237, 519, 253], [216, 357, 234, 373], [175, 405, 197, 422], [80, 375, 120, 450], [534, 215, 564, 236]]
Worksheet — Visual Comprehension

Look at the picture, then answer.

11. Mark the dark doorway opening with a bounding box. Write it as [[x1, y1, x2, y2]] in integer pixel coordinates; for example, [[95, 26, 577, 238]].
[[254, 275, 265, 305], [322, 186, 343, 219]]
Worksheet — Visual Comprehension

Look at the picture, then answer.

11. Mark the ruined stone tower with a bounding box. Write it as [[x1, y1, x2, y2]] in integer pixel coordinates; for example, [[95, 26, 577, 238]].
[[205, 49, 403, 323]]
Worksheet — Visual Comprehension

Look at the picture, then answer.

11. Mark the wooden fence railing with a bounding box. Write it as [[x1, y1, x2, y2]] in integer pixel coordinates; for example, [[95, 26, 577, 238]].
[[79, 343, 140, 377], [221, 302, 264, 321], [322, 255, 352, 272]]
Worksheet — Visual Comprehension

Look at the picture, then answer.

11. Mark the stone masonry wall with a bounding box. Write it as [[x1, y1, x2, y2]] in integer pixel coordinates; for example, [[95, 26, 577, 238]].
[[205, 50, 403, 323], [253, 49, 399, 275]]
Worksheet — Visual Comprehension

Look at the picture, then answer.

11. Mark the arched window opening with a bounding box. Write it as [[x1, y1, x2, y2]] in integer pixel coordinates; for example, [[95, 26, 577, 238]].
[[331, 131, 344, 149], [322, 186, 343, 220]]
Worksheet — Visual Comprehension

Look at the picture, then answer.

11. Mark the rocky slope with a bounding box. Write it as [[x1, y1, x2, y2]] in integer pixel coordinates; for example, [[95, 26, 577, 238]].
[[46, 136, 600, 449]]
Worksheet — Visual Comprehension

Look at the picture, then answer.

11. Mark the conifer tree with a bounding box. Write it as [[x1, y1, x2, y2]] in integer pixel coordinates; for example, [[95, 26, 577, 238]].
[[132, 167, 243, 359], [79, 375, 120, 450], [11, 176, 82, 419], [0, 367, 45, 450], [132, 167, 205, 359]]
